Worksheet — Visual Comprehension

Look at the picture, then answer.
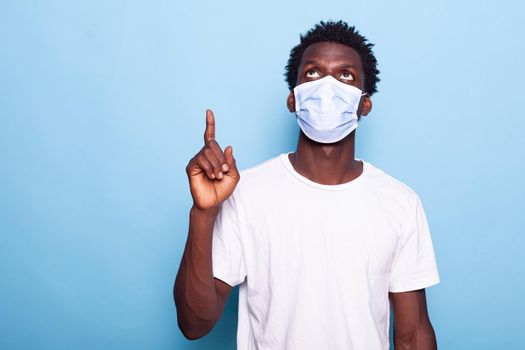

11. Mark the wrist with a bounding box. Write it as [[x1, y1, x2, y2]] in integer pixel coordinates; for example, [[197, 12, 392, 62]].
[[190, 204, 220, 220]]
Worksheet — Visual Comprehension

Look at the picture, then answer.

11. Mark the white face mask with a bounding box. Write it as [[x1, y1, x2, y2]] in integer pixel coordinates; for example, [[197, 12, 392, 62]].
[[293, 75, 366, 144]]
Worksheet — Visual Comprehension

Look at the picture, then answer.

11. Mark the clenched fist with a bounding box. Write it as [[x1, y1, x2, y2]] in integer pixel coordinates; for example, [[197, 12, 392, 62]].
[[186, 109, 240, 210]]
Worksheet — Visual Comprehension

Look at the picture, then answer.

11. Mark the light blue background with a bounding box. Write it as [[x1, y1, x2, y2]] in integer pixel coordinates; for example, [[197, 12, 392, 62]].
[[1, 0, 524, 349]]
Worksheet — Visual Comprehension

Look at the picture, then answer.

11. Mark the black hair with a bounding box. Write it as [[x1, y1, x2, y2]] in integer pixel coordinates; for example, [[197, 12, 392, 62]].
[[284, 20, 380, 95]]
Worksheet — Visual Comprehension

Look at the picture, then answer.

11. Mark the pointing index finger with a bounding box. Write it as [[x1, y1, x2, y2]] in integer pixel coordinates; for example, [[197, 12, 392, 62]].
[[204, 109, 215, 144]]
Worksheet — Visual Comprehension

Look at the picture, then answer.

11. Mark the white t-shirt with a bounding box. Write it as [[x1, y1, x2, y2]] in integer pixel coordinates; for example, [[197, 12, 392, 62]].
[[212, 153, 440, 350]]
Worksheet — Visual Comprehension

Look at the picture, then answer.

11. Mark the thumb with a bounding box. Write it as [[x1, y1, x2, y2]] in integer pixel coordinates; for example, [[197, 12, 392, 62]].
[[224, 146, 238, 173]]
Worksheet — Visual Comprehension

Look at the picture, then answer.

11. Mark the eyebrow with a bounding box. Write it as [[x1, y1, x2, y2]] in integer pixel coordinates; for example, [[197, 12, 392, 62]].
[[302, 60, 319, 66], [340, 64, 359, 70], [302, 61, 359, 70]]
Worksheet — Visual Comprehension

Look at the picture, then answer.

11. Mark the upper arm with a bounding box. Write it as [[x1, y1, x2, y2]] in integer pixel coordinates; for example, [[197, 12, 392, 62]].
[[389, 195, 440, 293], [390, 289, 430, 327], [390, 289, 437, 349], [212, 195, 248, 287], [214, 277, 233, 315]]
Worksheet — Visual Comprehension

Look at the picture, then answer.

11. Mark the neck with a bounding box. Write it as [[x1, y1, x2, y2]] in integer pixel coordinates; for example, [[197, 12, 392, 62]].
[[289, 131, 363, 185]]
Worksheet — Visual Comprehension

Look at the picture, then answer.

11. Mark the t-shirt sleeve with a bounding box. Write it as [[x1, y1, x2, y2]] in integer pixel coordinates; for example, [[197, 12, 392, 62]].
[[212, 193, 247, 287], [389, 195, 440, 293]]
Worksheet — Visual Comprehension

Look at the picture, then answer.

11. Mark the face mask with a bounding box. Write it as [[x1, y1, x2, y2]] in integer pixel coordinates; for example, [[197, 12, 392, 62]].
[[293, 75, 366, 144]]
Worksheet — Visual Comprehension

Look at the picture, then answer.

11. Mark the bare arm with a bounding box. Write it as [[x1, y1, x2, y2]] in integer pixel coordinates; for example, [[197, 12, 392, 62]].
[[390, 289, 437, 350], [174, 110, 240, 340], [174, 206, 233, 339]]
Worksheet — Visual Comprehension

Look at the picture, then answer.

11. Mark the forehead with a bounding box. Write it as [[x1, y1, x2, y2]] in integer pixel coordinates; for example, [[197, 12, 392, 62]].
[[299, 41, 363, 70]]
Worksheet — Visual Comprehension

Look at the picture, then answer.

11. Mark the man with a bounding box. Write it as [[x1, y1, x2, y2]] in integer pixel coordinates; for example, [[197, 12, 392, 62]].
[[174, 20, 440, 349]]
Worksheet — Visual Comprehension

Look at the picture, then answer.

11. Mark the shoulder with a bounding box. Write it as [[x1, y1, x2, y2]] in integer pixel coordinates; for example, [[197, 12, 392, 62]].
[[362, 161, 427, 235], [237, 154, 285, 186], [239, 154, 284, 178], [362, 161, 422, 210], [230, 154, 286, 198]]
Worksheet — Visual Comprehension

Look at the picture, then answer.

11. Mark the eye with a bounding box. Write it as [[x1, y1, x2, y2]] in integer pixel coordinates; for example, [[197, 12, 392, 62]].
[[340, 71, 354, 81], [305, 69, 321, 79]]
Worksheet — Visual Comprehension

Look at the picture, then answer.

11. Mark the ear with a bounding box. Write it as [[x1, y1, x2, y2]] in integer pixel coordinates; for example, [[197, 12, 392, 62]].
[[358, 95, 373, 118], [287, 91, 295, 113]]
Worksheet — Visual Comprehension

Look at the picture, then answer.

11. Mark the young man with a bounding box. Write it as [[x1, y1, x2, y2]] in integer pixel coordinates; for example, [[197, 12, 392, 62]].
[[174, 21, 440, 349]]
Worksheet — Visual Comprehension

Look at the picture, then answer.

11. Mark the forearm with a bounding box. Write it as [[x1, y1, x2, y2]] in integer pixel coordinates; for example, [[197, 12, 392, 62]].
[[394, 321, 437, 350], [174, 205, 220, 338]]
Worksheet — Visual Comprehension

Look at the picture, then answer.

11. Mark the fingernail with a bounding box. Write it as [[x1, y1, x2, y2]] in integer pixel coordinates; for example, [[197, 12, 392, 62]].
[[222, 164, 229, 172], [217, 172, 223, 179], [210, 173, 215, 179]]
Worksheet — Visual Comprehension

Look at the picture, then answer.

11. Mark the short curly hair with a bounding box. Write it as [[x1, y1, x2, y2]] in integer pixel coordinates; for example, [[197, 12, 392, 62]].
[[284, 20, 380, 95]]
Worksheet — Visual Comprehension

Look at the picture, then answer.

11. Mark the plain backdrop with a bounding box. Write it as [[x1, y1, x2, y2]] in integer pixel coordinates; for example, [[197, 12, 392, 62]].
[[1, 0, 524, 349]]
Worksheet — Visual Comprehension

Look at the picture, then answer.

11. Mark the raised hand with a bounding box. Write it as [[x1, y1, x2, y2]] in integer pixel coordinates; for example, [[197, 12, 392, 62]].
[[186, 109, 240, 210]]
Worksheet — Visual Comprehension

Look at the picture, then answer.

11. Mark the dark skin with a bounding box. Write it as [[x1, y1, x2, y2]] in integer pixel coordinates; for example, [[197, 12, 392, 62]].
[[286, 42, 371, 186], [174, 109, 238, 340], [174, 41, 437, 348]]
